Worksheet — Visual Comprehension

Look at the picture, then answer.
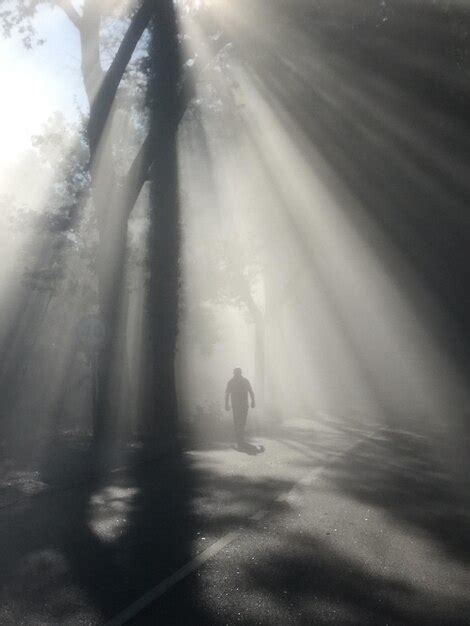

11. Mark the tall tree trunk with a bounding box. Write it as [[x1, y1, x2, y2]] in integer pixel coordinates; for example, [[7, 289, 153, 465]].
[[143, 1, 181, 453], [79, 0, 153, 449], [79, 2, 124, 450], [254, 315, 265, 409], [238, 283, 265, 411], [93, 183, 132, 450]]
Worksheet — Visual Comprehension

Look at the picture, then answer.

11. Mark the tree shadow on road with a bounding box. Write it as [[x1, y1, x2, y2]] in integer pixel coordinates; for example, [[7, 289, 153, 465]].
[[0, 447, 294, 624], [240, 531, 469, 626], [163, 426, 470, 625], [327, 427, 470, 566]]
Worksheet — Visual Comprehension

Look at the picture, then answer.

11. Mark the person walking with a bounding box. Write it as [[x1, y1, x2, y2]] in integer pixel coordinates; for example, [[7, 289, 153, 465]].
[[225, 368, 255, 449]]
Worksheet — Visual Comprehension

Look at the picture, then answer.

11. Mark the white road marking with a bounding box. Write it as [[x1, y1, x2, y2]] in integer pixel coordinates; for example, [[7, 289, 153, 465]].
[[107, 531, 239, 626], [106, 428, 382, 625]]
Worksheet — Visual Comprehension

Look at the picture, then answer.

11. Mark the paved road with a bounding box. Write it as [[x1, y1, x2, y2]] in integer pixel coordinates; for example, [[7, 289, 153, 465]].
[[0, 416, 469, 624]]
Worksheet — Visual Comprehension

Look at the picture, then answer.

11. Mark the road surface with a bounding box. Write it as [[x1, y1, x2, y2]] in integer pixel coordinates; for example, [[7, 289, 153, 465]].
[[0, 415, 469, 624]]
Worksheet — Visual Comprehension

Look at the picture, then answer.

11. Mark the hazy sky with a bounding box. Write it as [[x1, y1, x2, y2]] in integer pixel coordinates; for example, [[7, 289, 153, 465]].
[[0, 5, 85, 170]]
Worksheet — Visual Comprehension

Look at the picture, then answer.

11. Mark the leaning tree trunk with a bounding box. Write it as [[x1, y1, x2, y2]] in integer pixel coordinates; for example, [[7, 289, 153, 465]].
[[79, 0, 155, 450], [94, 191, 129, 448], [142, 1, 182, 454]]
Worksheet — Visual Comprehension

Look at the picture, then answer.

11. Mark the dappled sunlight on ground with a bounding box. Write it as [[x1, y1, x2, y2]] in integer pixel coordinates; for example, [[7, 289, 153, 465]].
[[0, 414, 469, 623], [183, 421, 470, 625], [88, 485, 140, 543]]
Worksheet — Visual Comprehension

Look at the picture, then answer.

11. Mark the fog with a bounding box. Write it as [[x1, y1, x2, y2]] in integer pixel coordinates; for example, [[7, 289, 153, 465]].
[[0, 1, 470, 623], [0, 0, 468, 467]]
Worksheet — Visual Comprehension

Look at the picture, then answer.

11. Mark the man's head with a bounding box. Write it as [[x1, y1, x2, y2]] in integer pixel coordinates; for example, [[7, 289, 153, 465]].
[[233, 367, 242, 377]]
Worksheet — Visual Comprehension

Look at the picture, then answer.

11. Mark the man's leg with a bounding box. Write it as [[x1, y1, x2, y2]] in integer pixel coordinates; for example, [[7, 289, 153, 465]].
[[233, 406, 248, 448], [233, 408, 242, 447]]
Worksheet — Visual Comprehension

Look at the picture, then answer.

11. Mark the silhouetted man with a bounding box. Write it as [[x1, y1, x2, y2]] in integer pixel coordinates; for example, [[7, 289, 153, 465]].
[[225, 368, 255, 449]]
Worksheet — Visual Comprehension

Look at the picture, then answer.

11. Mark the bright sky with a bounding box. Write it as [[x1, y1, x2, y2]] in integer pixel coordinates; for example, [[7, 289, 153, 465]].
[[0, 5, 85, 171]]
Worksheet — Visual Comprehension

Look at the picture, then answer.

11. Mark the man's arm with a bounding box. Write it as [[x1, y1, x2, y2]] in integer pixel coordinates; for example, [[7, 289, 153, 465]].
[[248, 381, 255, 408]]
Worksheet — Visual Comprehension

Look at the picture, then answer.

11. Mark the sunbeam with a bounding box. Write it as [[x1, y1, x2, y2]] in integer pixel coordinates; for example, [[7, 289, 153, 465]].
[[1, 1, 470, 623]]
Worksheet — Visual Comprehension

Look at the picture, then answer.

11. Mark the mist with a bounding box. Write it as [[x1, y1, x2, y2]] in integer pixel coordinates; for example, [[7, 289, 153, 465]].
[[0, 1, 469, 624]]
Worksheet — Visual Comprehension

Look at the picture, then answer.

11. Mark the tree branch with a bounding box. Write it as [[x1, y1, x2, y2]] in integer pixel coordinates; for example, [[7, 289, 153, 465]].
[[87, 0, 155, 158], [122, 38, 232, 219], [56, 0, 81, 29], [80, 2, 104, 103]]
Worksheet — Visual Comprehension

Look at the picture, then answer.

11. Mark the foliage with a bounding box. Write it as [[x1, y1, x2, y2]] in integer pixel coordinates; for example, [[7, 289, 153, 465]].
[[0, 0, 47, 47], [7, 113, 95, 299]]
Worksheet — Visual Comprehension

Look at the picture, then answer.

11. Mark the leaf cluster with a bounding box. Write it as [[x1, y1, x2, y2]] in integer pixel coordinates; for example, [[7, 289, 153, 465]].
[[0, 0, 48, 47]]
